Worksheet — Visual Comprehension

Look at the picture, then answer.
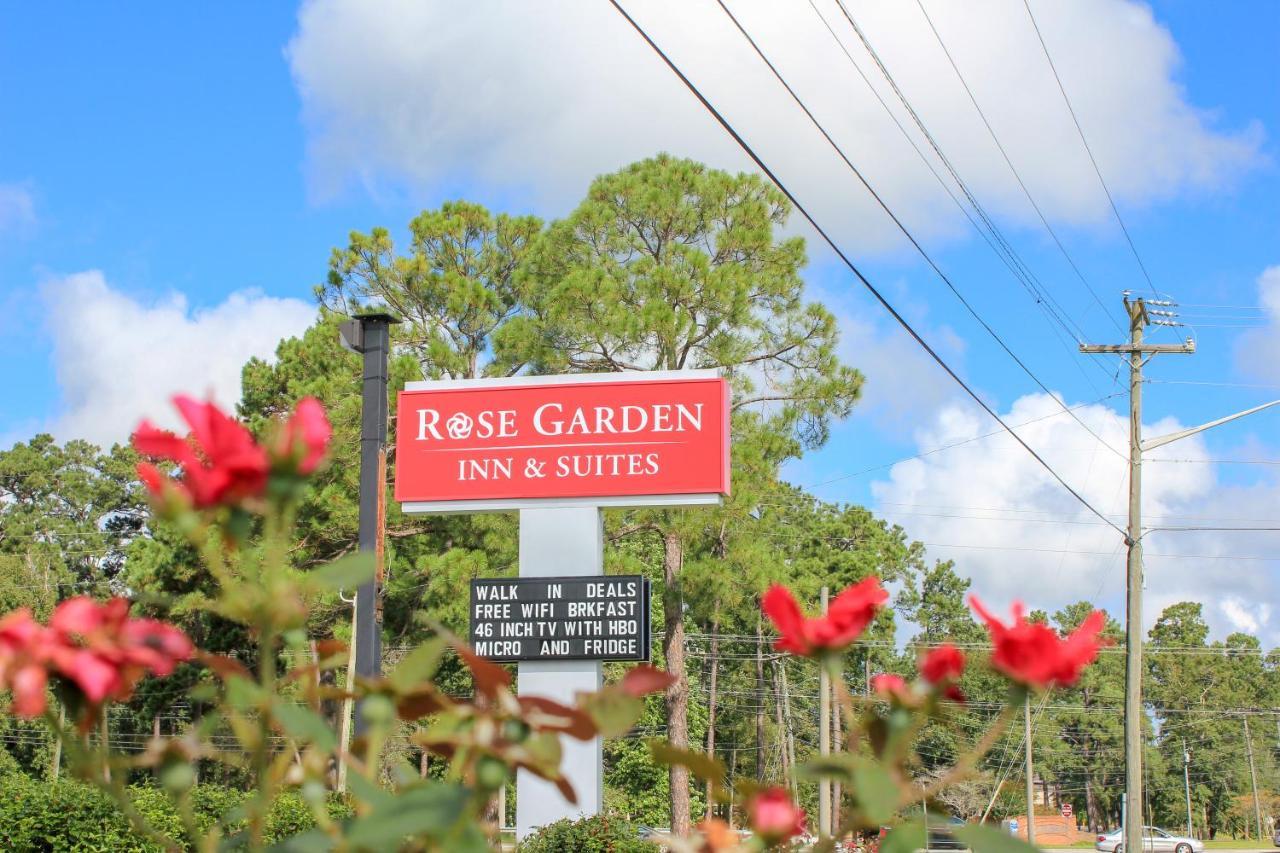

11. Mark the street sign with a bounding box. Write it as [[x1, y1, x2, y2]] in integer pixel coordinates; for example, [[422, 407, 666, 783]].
[[1062, 803, 1073, 819], [395, 371, 730, 511], [470, 575, 650, 662], [400, 370, 731, 839]]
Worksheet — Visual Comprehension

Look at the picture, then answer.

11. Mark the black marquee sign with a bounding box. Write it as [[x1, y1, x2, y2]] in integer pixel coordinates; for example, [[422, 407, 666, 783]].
[[469, 574, 650, 662]]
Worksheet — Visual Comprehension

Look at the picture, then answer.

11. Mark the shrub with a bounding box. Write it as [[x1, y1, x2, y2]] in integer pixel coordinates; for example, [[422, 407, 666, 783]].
[[517, 813, 649, 853], [0, 774, 351, 851]]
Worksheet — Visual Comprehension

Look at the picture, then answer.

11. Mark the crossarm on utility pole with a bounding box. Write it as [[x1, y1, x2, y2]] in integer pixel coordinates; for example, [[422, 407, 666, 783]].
[[1079, 343, 1195, 354]]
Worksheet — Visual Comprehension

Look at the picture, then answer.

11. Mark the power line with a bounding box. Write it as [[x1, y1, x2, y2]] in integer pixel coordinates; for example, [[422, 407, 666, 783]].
[[822, 0, 1128, 406], [716, 3, 1135, 472], [1147, 379, 1280, 390], [1021, 0, 1158, 295], [912, 0, 1121, 336], [910, 540, 1280, 562], [790, 394, 1121, 495], [829, 0, 1079, 336], [803, 0, 1121, 397], [607, 0, 1126, 537], [871, 499, 1280, 526], [1146, 458, 1280, 466], [715, 0, 1125, 461], [1177, 304, 1266, 312]]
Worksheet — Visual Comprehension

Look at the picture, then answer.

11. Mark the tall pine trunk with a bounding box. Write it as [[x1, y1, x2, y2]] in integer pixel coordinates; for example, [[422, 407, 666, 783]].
[[1084, 750, 1102, 833], [663, 530, 691, 836], [755, 611, 765, 781], [705, 610, 720, 821]]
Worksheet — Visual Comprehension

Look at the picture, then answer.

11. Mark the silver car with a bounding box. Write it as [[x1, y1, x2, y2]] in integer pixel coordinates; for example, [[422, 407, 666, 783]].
[[1094, 827, 1204, 853]]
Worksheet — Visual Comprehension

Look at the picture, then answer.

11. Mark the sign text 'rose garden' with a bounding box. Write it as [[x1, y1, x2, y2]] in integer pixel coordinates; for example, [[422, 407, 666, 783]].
[[395, 372, 729, 510]]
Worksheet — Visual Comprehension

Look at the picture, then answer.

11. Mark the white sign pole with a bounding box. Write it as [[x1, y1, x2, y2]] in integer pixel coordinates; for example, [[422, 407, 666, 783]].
[[515, 505, 604, 840]]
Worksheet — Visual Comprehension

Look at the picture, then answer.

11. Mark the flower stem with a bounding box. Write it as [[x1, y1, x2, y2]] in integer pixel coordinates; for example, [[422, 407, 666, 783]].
[[917, 697, 1021, 802]]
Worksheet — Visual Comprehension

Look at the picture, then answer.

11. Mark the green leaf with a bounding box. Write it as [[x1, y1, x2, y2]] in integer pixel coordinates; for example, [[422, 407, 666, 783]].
[[954, 823, 1042, 853], [272, 700, 337, 753], [343, 783, 472, 847], [582, 690, 644, 738], [388, 637, 446, 692], [443, 821, 490, 853], [648, 741, 726, 790], [879, 822, 926, 853], [793, 753, 859, 784], [852, 759, 898, 825], [268, 828, 335, 853], [345, 771, 395, 811], [225, 675, 263, 711], [309, 552, 374, 591]]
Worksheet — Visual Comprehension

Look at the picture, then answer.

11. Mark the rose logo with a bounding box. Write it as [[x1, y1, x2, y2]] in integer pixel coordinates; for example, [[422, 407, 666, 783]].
[[446, 412, 474, 440]]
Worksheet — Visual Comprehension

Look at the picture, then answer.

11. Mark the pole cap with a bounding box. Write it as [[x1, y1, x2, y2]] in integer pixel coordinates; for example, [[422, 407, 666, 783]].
[[339, 310, 401, 354]]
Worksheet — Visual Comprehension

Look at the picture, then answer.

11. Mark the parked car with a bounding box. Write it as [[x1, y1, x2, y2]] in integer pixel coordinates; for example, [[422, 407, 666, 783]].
[[926, 817, 968, 851], [1094, 827, 1204, 853]]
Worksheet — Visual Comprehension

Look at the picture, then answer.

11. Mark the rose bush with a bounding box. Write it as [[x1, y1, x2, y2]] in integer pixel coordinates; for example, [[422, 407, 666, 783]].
[[652, 577, 1106, 852], [0, 392, 1107, 852], [0, 395, 673, 852]]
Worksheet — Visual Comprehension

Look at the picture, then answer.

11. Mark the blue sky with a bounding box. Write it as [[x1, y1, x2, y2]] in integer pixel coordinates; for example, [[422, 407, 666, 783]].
[[2, 1, 1278, 640]]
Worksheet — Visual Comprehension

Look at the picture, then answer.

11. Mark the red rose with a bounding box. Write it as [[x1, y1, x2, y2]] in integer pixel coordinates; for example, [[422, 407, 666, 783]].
[[762, 577, 887, 657], [0, 610, 52, 716], [133, 395, 269, 508], [871, 673, 915, 704], [747, 786, 807, 845], [970, 597, 1106, 689], [920, 643, 966, 685], [275, 397, 332, 475]]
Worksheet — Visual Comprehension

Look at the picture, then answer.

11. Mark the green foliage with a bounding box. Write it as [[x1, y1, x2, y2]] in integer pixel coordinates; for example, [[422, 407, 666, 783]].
[[498, 153, 862, 450], [0, 775, 352, 851], [0, 435, 145, 603], [516, 813, 649, 853], [321, 200, 543, 380]]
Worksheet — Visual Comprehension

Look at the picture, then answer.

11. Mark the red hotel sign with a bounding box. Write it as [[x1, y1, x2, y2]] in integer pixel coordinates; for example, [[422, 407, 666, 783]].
[[395, 371, 730, 511]]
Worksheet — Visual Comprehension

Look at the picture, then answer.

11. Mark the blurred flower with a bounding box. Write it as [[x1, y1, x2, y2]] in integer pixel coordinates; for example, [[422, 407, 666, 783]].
[[920, 644, 965, 685], [871, 673, 916, 705], [697, 818, 739, 852], [273, 397, 332, 475], [746, 786, 806, 845], [970, 597, 1106, 689], [0, 598, 194, 719], [0, 610, 52, 716], [133, 395, 269, 508], [762, 577, 887, 657]]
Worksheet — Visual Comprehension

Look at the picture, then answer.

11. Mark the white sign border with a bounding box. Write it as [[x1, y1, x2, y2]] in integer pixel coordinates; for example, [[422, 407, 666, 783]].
[[399, 369, 727, 515]]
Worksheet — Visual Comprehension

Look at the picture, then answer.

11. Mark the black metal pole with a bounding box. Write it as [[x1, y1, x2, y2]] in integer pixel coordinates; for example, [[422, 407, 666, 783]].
[[347, 312, 397, 736]]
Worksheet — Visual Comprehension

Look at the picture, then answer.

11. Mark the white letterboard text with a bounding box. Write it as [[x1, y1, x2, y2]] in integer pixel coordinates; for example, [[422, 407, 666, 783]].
[[469, 575, 650, 662]]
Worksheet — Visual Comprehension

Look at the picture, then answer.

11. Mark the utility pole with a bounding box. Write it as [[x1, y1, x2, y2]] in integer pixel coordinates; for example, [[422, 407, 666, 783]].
[[1084, 296, 1280, 853], [339, 312, 399, 737], [1182, 740, 1193, 838], [1025, 699, 1036, 847], [1244, 715, 1263, 841], [818, 586, 831, 837], [1081, 296, 1193, 853]]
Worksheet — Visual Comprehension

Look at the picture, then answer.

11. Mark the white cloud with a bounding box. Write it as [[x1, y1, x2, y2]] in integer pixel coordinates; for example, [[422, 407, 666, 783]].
[[286, 0, 1262, 251], [871, 391, 1280, 645], [1220, 598, 1267, 635], [0, 182, 36, 236], [833, 299, 966, 428], [1235, 265, 1280, 380], [41, 271, 316, 447]]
